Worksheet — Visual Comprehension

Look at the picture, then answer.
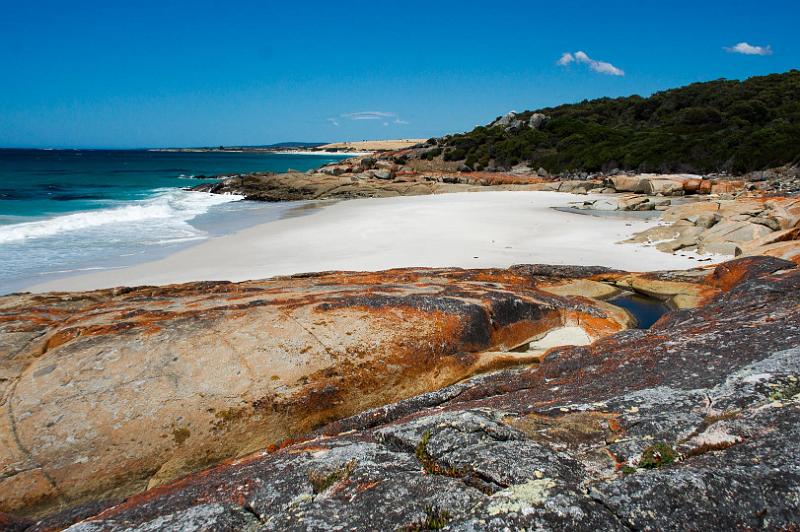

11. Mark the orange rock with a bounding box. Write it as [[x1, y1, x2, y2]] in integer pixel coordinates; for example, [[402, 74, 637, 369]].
[[0, 266, 643, 517], [710, 180, 745, 194]]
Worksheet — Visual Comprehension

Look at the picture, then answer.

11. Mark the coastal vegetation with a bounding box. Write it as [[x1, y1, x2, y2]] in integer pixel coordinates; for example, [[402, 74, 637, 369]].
[[432, 70, 800, 174]]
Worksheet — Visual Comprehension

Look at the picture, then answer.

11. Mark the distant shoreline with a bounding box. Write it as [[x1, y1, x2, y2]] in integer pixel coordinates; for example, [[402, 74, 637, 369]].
[[147, 148, 371, 156], [149, 139, 425, 155]]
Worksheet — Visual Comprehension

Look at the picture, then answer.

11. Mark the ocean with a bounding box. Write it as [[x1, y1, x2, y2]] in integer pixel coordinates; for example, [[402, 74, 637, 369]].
[[0, 149, 350, 294]]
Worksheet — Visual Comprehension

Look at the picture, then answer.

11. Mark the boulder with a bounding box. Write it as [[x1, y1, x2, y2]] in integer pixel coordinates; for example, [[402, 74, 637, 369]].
[[662, 201, 720, 223], [710, 180, 745, 194], [606, 175, 643, 192], [588, 198, 620, 211], [750, 216, 781, 231], [510, 163, 531, 175], [558, 180, 600, 193], [616, 195, 648, 210], [681, 178, 704, 194], [698, 241, 741, 255], [370, 169, 394, 180], [374, 160, 395, 170], [690, 212, 721, 229], [490, 111, 517, 128], [319, 164, 351, 176], [626, 225, 703, 247], [765, 198, 800, 229], [641, 178, 685, 196], [528, 113, 549, 130], [698, 179, 713, 194], [700, 221, 773, 245], [529, 182, 560, 191]]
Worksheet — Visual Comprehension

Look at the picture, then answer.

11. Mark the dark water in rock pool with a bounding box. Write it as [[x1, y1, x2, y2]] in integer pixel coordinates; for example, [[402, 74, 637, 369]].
[[609, 293, 669, 328]]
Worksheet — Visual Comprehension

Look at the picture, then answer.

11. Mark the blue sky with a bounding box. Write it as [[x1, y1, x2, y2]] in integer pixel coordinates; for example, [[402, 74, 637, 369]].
[[0, 0, 796, 148]]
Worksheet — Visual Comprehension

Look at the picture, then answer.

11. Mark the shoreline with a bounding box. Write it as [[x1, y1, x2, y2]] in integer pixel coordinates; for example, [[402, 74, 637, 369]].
[[3, 198, 322, 295], [27, 191, 728, 293]]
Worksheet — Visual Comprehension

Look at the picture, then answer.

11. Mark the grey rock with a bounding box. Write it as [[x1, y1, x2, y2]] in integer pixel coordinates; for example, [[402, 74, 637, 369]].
[[490, 111, 517, 128], [528, 113, 549, 130]]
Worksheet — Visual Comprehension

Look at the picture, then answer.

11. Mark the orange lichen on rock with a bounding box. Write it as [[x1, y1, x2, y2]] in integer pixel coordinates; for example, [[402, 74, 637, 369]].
[[1, 264, 650, 518], [0, 261, 736, 520]]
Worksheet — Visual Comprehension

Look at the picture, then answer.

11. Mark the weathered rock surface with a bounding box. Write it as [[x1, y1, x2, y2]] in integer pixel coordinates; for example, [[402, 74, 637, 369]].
[[190, 168, 549, 201], [15, 256, 800, 531], [2, 265, 690, 519], [628, 197, 800, 260]]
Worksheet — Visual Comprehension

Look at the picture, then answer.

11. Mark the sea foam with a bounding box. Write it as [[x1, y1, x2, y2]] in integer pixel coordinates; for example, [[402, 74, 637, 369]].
[[0, 190, 243, 244]]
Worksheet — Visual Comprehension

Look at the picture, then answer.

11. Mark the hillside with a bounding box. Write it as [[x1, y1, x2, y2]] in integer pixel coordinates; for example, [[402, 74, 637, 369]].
[[429, 70, 800, 174]]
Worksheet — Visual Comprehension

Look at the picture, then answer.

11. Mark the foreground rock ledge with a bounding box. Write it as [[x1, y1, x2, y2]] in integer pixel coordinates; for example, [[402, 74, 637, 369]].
[[2, 264, 697, 518], [2, 256, 799, 530]]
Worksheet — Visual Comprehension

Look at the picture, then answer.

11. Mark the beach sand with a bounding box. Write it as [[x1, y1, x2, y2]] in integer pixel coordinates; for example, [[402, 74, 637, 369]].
[[29, 191, 726, 292], [317, 139, 427, 151]]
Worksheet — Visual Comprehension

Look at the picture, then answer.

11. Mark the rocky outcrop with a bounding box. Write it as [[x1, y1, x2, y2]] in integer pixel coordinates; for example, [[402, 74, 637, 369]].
[[192, 156, 759, 208], [189, 167, 551, 201], [579, 193, 672, 212], [628, 197, 800, 259], [16, 256, 800, 531], [744, 164, 800, 194], [489, 112, 549, 132], [1, 265, 698, 519], [603, 173, 749, 197]]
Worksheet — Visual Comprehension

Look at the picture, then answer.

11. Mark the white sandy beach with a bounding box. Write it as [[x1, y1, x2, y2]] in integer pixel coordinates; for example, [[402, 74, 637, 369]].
[[30, 191, 726, 292]]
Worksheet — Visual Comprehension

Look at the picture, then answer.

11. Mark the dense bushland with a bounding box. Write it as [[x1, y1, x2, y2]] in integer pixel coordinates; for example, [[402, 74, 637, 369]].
[[433, 70, 800, 174]]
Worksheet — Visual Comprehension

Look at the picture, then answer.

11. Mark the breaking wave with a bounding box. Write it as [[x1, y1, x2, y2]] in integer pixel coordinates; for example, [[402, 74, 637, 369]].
[[0, 189, 242, 244]]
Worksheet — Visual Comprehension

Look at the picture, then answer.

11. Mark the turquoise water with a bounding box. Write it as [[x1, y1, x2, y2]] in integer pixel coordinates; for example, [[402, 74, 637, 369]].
[[0, 149, 350, 293]]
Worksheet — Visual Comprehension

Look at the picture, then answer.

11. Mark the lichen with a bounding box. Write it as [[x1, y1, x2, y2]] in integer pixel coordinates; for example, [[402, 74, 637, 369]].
[[487, 478, 556, 516], [506, 411, 618, 447], [767, 377, 800, 402], [171, 427, 190, 445], [211, 405, 248, 431]]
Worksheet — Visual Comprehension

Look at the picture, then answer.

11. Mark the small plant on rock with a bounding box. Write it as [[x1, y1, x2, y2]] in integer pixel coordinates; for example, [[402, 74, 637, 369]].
[[415, 430, 467, 477], [308, 460, 356, 494], [639, 443, 678, 469]]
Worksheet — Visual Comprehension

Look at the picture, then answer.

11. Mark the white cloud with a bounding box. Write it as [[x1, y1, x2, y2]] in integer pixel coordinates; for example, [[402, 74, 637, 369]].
[[337, 111, 410, 125], [342, 111, 396, 120], [557, 52, 574, 66], [725, 42, 773, 56], [557, 50, 624, 76]]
